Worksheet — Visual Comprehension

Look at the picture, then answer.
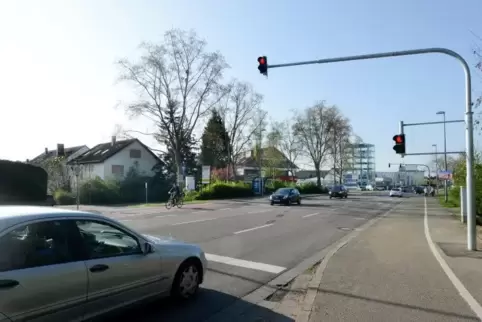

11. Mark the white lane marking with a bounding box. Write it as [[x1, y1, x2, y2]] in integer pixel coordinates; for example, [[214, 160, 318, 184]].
[[191, 210, 207, 214], [424, 198, 482, 319], [234, 223, 274, 235], [248, 209, 270, 214], [205, 253, 286, 274], [119, 219, 133, 222], [302, 212, 320, 218], [171, 217, 217, 226], [219, 208, 232, 211], [155, 214, 177, 218]]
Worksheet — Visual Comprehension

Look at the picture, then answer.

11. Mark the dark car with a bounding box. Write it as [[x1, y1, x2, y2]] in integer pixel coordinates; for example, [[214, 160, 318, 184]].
[[270, 188, 301, 206], [329, 185, 348, 199]]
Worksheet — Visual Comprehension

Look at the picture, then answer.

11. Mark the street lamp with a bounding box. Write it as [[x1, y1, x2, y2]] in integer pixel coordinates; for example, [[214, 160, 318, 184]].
[[432, 144, 438, 192], [436, 111, 449, 203], [71, 162, 82, 210]]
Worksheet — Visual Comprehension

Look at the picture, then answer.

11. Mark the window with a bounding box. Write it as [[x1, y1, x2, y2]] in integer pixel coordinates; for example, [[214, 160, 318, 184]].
[[74, 220, 141, 259], [129, 149, 141, 159], [111, 165, 124, 176], [0, 221, 77, 272]]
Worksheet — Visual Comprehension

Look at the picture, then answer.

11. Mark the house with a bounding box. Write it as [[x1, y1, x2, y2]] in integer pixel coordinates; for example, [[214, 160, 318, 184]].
[[236, 147, 298, 182], [67, 137, 161, 188], [28, 144, 90, 193]]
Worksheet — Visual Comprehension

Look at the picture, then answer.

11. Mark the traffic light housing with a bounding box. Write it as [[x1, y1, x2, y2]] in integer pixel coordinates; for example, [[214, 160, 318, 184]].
[[393, 134, 406, 154], [258, 56, 268, 76]]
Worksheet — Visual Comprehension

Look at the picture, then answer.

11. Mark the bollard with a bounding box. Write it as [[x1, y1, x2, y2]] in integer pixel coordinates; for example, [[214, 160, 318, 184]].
[[460, 186, 467, 223]]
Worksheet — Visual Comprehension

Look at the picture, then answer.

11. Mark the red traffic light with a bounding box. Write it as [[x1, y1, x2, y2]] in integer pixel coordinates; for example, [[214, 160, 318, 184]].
[[258, 57, 266, 65], [393, 135, 404, 144], [257, 56, 268, 76]]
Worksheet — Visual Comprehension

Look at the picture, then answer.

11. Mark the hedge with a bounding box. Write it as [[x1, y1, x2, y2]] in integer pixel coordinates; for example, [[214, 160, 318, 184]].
[[54, 189, 76, 205], [0, 160, 48, 203]]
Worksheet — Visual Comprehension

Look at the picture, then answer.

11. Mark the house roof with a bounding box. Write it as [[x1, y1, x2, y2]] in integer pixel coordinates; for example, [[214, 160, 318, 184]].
[[68, 138, 161, 165], [237, 147, 298, 169], [29, 145, 87, 165]]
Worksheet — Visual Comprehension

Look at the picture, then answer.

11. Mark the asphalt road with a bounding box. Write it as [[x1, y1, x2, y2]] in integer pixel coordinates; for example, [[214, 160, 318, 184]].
[[69, 193, 403, 321]]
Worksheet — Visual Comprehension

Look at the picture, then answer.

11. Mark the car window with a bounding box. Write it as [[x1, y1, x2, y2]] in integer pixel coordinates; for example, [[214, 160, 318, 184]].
[[75, 220, 141, 259], [294, 189, 300, 195], [0, 220, 77, 272], [275, 188, 291, 194]]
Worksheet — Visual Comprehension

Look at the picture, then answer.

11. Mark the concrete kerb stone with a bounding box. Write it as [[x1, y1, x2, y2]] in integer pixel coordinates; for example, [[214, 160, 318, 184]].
[[205, 200, 402, 322]]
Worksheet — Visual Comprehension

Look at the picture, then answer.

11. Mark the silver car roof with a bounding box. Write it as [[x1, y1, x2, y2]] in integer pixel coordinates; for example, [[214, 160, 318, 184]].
[[0, 206, 106, 233]]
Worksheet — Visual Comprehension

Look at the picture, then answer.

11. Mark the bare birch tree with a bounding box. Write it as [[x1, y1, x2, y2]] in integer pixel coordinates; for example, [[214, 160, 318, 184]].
[[116, 29, 229, 181], [294, 101, 337, 187], [217, 80, 264, 174]]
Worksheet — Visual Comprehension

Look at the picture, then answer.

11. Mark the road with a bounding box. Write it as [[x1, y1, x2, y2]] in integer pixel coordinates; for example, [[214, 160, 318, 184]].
[[70, 193, 402, 321]]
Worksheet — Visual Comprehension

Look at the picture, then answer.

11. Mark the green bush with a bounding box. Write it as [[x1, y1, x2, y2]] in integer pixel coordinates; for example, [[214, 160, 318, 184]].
[[54, 189, 76, 205], [0, 160, 48, 203], [297, 182, 329, 194], [196, 181, 252, 200], [79, 177, 121, 205]]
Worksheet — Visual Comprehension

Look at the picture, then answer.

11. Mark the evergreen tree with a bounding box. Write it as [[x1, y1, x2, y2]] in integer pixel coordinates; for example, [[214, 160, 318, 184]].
[[200, 110, 230, 168]]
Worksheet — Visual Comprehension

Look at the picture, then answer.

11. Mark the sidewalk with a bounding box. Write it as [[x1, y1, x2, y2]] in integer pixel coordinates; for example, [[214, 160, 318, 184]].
[[299, 197, 482, 322]]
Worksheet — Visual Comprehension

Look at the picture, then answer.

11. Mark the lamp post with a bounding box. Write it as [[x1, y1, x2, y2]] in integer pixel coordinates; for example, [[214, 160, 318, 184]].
[[436, 111, 449, 202], [432, 144, 438, 193], [71, 162, 82, 210]]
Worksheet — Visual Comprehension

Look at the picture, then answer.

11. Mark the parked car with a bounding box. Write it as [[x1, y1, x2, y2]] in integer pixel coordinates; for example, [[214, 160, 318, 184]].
[[270, 188, 301, 205], [0, 206, 207, 322], [389, 188, 403, 197], [329, 185, 348, 199]]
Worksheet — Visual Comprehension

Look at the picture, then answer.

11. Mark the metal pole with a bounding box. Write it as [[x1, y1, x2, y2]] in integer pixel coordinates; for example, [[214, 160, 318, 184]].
[[443, 113, 449, 202], [266, 47, 476, 250], [76, 173, 80, 210], [433, 145, 438, 195]]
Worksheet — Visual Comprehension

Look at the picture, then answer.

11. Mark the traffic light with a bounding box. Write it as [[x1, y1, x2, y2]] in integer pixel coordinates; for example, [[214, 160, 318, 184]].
[[393, 134, 406, 154], [258, 56, 268, 76]]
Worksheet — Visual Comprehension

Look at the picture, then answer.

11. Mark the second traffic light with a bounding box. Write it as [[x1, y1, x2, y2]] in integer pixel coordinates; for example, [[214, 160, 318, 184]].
[[393, 134, 406, 154], [258, 56, 268, 76]]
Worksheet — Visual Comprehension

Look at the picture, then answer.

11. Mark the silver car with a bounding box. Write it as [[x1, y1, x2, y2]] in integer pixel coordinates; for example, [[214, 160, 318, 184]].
[[0, 206, 207, 322]]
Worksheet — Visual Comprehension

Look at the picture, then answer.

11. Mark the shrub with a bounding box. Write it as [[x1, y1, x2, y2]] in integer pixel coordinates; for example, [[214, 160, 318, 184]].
[[183, 190, 199, 202], [54, 189, 76, 205], [297, 182, 329, 194], [79, 177, 121, 205], [196, 181, 252, 200], [0, 160, 48, 203]]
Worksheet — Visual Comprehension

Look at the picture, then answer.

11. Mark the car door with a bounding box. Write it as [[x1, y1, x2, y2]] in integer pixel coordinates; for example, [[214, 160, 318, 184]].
[[293, 189, 301, 202], [0, 219, 88, 322], [74, 219, 164, 319]]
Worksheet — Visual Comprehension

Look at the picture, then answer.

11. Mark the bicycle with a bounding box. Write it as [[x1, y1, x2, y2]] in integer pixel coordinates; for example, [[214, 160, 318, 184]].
[[165, 192, 184, 210]]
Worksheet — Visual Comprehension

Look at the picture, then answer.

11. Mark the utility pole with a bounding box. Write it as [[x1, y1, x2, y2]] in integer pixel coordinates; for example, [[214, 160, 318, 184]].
[[260, 47, 476, 251], [436, 111, 449, 202]]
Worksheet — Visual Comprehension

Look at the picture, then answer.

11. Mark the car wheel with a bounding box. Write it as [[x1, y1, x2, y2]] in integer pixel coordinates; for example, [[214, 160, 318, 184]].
[[171, 259, 201, 300], [270, 201, 274, 206], [297, 199, 301, 205], [329, 196, 332, 199], [287, 199, 291, 206]]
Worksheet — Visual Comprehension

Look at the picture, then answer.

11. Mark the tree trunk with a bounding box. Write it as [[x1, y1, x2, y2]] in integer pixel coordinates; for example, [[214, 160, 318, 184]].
[[315, 163, 322, 188]]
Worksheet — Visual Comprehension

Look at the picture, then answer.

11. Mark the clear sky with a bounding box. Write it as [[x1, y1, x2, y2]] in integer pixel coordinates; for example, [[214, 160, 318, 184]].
[[1, 0, 481, 171]]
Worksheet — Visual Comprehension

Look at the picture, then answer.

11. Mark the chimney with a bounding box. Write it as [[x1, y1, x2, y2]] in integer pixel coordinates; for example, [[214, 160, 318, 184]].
[[111, 136, 116, 146], [45, 147, 48, 154], [57, 144, 65, 157]]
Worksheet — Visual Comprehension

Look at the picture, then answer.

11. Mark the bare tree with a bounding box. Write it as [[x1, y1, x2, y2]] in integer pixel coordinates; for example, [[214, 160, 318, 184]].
[[267, 120, 302, 181], [251, 109, 268, 176], [217, 80, 264, 174], [327, 108, 352, 184], [116, 29, 229, 182], [293, 101, 337, 187]]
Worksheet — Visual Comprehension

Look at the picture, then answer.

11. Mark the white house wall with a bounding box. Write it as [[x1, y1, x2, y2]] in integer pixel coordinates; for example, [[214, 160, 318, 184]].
[[103, 141, 158, 180]]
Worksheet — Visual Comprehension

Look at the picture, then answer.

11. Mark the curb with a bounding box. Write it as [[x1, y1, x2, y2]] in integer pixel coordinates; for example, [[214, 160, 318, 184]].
[[205, 201, 402, 322]]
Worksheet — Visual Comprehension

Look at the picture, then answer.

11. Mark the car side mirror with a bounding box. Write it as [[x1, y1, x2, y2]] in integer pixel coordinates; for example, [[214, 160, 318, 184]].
[[142, 242, 153, 254]]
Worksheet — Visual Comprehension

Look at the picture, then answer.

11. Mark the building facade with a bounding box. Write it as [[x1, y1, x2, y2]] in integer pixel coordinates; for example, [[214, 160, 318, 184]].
[[347, 143, 376, 185]]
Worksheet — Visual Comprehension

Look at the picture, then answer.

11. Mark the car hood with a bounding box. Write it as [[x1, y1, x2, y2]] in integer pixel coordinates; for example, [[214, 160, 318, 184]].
[[272, 194, 288, 197], [143, 234, 190, 246]]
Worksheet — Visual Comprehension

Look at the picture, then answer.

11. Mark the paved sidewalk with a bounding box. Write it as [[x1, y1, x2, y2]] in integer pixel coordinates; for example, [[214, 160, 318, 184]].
[[303, 197, 482, 322]]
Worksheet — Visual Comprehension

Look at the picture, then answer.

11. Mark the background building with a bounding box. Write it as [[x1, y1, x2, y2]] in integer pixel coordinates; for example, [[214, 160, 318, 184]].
[[348, 143, 376, 185]]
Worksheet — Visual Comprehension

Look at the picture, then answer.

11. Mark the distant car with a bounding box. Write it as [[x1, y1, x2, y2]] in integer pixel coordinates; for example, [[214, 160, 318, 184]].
[[329, 185, 348, 199], [389, 188, 403, 197], [270, 188, 301, 205], [0, 206, 207, 321]]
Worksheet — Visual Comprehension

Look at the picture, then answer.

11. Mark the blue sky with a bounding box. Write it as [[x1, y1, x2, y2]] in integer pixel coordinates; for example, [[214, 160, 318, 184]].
[[0, 0, 481, 171]]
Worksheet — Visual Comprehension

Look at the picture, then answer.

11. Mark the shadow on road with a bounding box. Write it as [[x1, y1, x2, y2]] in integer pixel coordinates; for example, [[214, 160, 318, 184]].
[[100, 288, 293, 322]]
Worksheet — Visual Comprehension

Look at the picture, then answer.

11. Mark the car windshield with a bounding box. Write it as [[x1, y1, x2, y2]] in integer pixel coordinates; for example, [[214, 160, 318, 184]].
[[275, 188, 292, 195], [331, 186, 342, 192], [392, 188, 401, 191]]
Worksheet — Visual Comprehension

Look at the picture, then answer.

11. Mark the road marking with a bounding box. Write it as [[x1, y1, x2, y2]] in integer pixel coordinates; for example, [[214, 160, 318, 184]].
[[171, 217, 217, 226], [302, 212, 320, 218], [234, 223, 273, 234], [248, 209, 270, 214], [119, 219, 133, 222], [205, 253, 286, 274], [155, 214, 177, 218], [423, 198, 482, 319], [219, 208, 232, 211], [191, 210, 207, 214]]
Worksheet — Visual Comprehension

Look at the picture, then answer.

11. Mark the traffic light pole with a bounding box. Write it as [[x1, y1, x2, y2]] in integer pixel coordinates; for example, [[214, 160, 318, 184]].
[[265, 47, 477, 251]]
